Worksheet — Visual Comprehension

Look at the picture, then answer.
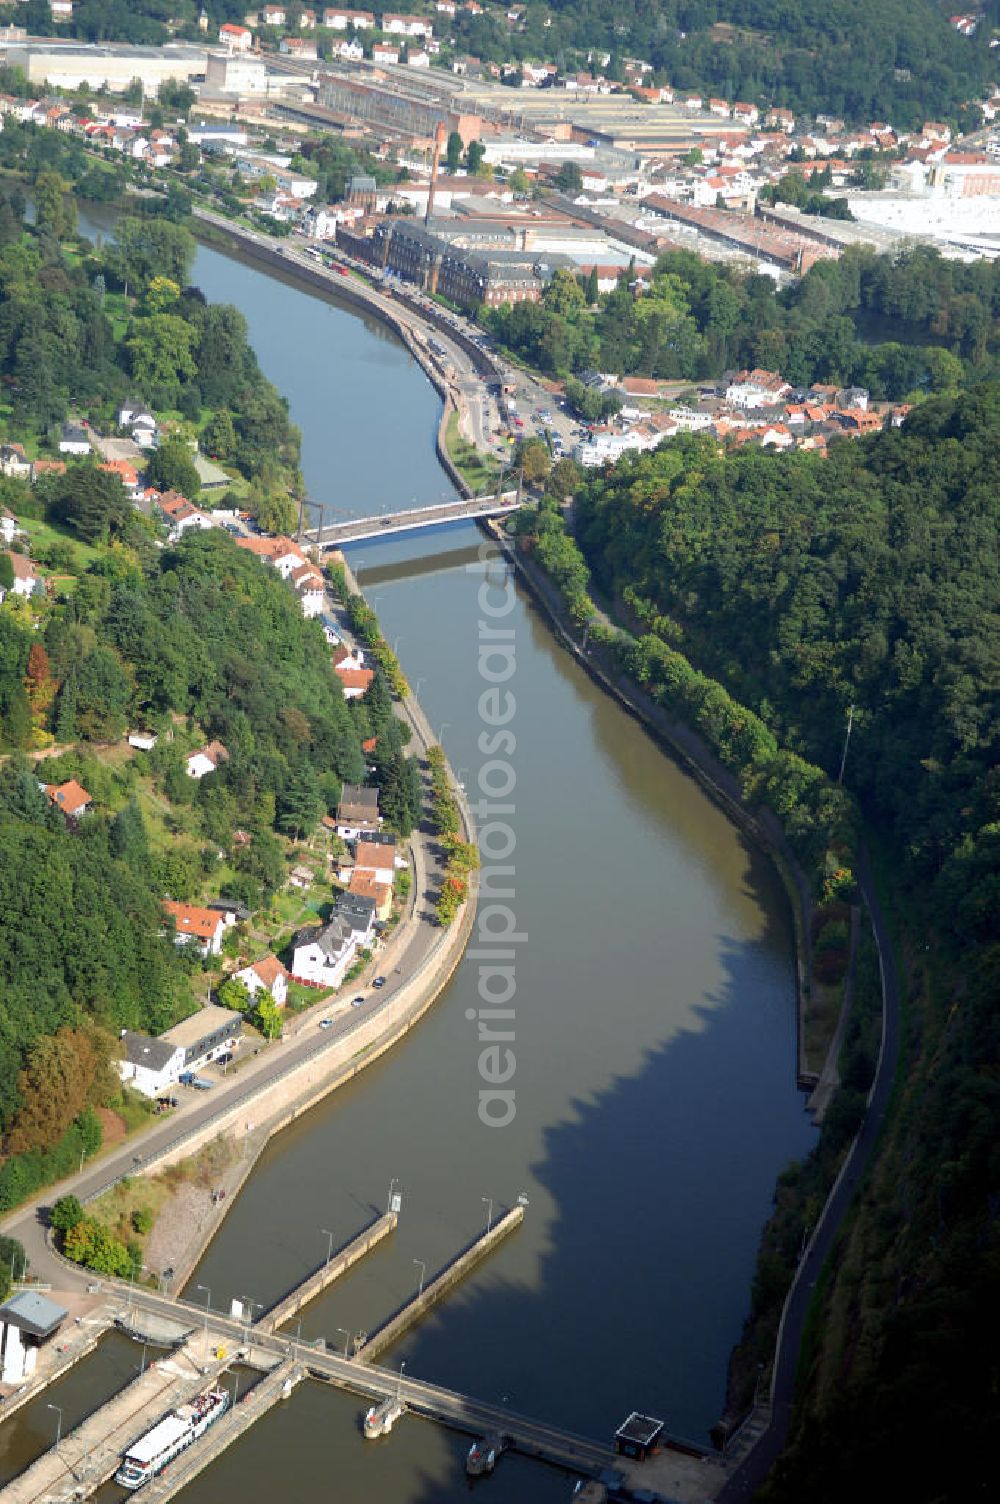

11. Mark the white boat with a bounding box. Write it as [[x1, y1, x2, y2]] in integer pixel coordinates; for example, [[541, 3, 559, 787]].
[[363, 1396, 404, 1438], [114, 1388, 230, 1489]]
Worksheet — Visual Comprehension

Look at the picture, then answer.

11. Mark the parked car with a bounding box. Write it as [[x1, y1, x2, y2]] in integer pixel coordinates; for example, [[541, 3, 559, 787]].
[[319, 1018, 333, 1029], [351, 996, 366, 1008], [372, 976, 387, 989]]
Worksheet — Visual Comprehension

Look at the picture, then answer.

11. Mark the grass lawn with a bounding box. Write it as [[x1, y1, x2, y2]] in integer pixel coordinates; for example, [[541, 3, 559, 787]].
[[17, 515, 102, 573], [445, 410, 500, 494]]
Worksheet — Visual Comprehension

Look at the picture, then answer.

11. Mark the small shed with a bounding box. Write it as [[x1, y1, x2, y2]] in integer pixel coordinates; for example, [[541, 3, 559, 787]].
[[613, 1412, 664, 1461], [0, 1292, 68, 1382]]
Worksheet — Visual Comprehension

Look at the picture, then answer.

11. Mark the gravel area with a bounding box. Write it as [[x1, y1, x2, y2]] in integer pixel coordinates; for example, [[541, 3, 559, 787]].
[[145, 1182, 213, 1278]]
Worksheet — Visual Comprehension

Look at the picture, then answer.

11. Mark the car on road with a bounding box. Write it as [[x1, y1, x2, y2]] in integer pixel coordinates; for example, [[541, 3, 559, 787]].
[[351, 996, 366, 1008], [372, 976, 387, 989], [319, 1018, 333, 1029]]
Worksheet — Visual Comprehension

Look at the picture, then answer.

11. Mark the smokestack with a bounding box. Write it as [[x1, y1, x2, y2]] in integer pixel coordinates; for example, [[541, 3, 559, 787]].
[[426, 122, 447, 226]]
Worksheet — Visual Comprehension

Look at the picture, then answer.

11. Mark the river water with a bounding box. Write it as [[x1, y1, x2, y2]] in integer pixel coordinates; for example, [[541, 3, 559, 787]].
[[28, 210, 815, 1502]]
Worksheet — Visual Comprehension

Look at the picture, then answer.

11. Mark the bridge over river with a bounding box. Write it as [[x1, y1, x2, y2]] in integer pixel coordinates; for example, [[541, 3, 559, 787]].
[[306, 492, 519, 548]]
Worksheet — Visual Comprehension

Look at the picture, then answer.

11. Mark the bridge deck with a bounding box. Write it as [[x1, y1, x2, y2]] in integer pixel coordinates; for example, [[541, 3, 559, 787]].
[[308, 494, 518, 548]]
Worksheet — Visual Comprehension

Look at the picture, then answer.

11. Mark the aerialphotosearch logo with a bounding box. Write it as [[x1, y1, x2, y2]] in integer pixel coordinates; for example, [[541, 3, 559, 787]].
[[465, 541, 522, 1128]]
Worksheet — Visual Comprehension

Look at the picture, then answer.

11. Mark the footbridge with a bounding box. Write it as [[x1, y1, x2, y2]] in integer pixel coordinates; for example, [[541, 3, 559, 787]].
[[306, 492, 519, 549]]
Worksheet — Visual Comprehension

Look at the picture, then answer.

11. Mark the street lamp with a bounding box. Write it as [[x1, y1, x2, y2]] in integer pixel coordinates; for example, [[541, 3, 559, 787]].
[[336, 1326, 351, 1358], [437, 721, 450, 745], [413, 1259, 426, 1298], [322, 1228, 335, 1267], [196, 1284, 211, 1339], [386, 1176, 399, 1216], [413, 676, 426, 698], [482, 1196, 493, 1233], [292, 1317, 302, 1362], [397, 1359, 407, 1399], [392, 636, 404, 656], [47, 1404, 62, 1448]]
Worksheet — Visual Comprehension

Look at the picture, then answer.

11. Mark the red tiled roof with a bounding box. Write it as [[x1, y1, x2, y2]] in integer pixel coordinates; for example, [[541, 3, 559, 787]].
[[335, 666, 374, 692], [163, 900, 222, 940], [45, 779, 91, 815]]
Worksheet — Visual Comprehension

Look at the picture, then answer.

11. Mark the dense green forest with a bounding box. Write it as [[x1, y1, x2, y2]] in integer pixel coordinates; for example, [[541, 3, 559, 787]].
[[549, 390, 998, 1498], [487, 243, 998, 398]]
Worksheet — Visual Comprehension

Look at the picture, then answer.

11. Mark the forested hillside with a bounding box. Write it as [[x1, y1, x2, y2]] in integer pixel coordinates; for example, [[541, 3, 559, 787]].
[[488, 244, 998, 397], [569, 390, 999, 1498], [446, 0, 996, 125], [0, 192, 416, 1212]]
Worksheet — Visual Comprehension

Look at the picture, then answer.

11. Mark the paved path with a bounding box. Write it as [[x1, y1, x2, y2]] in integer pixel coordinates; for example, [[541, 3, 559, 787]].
[[715, 845, 902, 1499]]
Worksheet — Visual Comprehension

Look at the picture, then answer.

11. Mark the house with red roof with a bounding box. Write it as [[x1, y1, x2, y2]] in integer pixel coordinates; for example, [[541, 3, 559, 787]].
[[163, 900, 225, 956], [233, 953, 289, 1006], [43, 779, 93, 819]]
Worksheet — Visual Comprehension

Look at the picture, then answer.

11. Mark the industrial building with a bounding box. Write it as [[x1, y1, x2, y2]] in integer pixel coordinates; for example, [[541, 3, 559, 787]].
[[9, 42, 209, 95], [317, 67, 481, 144]]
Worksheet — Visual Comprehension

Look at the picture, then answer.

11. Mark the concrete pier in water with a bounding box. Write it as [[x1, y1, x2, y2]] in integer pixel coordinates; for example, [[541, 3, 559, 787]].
[[357, 1205, 524, 1362], [260, 1212, 398, 1334]]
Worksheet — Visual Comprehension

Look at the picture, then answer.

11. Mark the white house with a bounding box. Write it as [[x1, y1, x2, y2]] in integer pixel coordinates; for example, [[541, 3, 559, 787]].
[[0, 445, 32, 481], [233, 953, 289, 1006], [58, 422, 90, 456], [724, 369, 792, 408], [336, 783, 380, 840], [291, 561, 325, 616], [353, 838, 396, 886], [0, 551, 40, 603], [156, 491, 214, 541], [380, 12, 433, 37], [128, 730, 158, 750], [118, 1006, 241, 1096], [322, 7, 375, 28], [163, 900, 226, 956], [186, 740, 230, 779], [0, 507, 24, 545], [117, 1031, 185, 1097], [291, 917, 357, 988], [220, 21, 253, 50], [334, 889, 377, 945]]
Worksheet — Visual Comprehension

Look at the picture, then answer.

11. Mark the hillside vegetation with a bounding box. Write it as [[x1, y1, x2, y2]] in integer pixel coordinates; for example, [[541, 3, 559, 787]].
[[551, 390, 998, 1497]]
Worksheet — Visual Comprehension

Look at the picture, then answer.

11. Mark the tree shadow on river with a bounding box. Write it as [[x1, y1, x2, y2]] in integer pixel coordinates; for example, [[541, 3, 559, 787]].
[[385, 905, 815, 1494]]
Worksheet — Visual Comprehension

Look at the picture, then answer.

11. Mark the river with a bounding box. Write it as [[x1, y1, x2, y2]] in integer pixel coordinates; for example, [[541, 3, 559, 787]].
[[57, 208, 814, 1501]]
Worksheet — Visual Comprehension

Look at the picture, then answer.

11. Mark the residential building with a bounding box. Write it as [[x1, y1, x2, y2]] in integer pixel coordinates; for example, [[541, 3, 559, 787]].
[[337, 783, 380, 840], [348, 870, 392, 920], [58, 422, 90, 456], [336, 664, 374, 698], [322, 6, 375, 26], [156, 490, 213, 540], [381, 13, 433, 38], [290, 560, 325, 616], [725, 369, 792, 408], [280, 37, 319, 58], [354, 837, 396, 886], [42, 779, 92, 819], [117, 1031, 185, 1097], [186, 740, 230, 779], [0, 443, 31, 480], [334, 889, 377, 944], [0, 507, 23, 544], [0, 551, 40, 602], [291, 916, 356, 987], [219, 22, 253, 50], [163, 900, 226, 956], [233, 953, 289, 1005]]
